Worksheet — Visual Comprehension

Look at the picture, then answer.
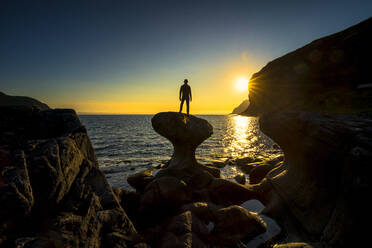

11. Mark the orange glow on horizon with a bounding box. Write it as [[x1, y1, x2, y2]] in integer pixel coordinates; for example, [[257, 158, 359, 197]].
[[45, 55, 262, 115]]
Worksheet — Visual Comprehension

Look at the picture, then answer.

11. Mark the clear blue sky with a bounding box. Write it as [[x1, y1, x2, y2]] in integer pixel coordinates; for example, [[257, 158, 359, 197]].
[[1, 0, 371, 113]]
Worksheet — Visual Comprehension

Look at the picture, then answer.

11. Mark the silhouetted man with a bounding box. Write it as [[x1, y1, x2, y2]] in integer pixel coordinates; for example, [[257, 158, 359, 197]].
[[179, 79, 192, 115]]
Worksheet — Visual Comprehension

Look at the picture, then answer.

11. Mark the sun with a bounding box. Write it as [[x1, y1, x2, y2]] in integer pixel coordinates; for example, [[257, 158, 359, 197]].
[[235, 77, 249, 92]]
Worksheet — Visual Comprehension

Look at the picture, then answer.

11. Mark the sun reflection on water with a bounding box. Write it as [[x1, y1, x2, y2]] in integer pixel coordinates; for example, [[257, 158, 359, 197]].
[[222, 115, 269, 159], [196, 115, 280, 167], [229, 115, 250, 156]]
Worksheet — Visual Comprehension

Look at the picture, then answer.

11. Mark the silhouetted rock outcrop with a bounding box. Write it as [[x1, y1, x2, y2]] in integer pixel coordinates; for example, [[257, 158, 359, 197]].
[[243, 17, 372, 116], [0, 106, 143, 247], [0, 91, 50, 110], [231, 99, 250, 114], [236, 17, 372, 247]]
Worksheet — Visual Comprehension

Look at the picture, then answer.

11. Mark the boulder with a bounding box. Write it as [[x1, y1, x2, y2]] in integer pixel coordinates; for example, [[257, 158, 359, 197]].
[[127, 168, 155, 193], [234, 174, 246, 185], [140, 177, 192, 213], [213, 205, 267, 245], [239, 161, 266, 174], [155, 165, 216, 190], [158, 211, 208, 248], [0, 106, 140, 247], [208, 178, 256, 206], [165, 211, 192, 234], [181, 202, 219, 222], [249, 161, 284, 184], [234, 156, 260, 166]]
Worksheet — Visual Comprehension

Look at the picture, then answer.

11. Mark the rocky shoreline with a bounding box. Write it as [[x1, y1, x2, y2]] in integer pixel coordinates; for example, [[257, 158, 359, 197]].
[[0, 107, 286, 247], [3, 106, 370, 247]]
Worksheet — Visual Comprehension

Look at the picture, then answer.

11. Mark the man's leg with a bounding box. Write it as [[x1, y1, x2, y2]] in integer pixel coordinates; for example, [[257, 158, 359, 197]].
[[179, 99, 185, 113], [186, 98, 190, 115]]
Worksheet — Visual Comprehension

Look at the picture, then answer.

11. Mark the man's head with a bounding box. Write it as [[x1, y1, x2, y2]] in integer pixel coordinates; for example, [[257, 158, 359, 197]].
[[184, 79, 188, 84]]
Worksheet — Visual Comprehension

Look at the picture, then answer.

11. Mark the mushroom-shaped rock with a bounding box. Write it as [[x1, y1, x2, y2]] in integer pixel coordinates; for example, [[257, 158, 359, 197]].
[[152, 112, 213, 169]]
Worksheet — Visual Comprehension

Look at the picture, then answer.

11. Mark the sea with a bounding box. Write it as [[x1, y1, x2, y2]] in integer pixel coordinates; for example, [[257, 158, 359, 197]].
[[79, 114, 280, 189]]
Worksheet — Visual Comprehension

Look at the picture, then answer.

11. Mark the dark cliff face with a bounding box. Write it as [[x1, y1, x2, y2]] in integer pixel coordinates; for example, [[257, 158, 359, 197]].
[[0, 107, 141, 247], [238, 17, 372, 246], [258, 111, 372, 246], [243, 17, 372, 116], [0, 91, 50, 110]]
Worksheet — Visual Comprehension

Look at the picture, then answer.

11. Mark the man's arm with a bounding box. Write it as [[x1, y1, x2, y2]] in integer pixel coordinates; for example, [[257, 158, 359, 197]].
[[189, 86, 192, 101], [179, 86, 182, 100]]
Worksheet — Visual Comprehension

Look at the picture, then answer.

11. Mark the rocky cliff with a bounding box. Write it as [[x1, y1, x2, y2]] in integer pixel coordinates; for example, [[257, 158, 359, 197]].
[[0, 106, 144, 247], [238, 17, 372, 247], [0, 92, 50, 110], [243, 17, 372, 116], [231, 99, 250, 115]]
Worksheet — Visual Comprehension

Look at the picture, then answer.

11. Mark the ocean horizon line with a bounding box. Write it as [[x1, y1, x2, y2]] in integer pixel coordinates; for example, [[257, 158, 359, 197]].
[[78, 112, 236, 116]]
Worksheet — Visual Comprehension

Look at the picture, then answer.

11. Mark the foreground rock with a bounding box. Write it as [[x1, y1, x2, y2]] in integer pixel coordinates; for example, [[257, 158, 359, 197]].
[[127, 168, 155, 193], [256, 111, 372, 246], [213, 205, 267, 245], [0, 106, 143, 247]]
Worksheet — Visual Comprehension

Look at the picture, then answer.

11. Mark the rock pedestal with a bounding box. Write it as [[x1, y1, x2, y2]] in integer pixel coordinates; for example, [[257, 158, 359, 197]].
[[152, 112, 213, 169]]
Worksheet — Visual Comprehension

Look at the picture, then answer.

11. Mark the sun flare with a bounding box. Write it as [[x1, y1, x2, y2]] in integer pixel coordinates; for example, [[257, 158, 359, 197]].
[[235, 77, 249, 92]]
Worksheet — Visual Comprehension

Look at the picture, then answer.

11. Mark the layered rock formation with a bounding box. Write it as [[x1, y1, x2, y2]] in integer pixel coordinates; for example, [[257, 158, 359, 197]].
[[243, 17, 372, 116], [0, 106, 143, 247], [0, 92, 50, 110]]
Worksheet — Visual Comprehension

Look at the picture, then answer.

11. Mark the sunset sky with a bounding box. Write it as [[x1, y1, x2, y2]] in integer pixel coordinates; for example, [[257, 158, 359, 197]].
[[1, 0, 371, 114]]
